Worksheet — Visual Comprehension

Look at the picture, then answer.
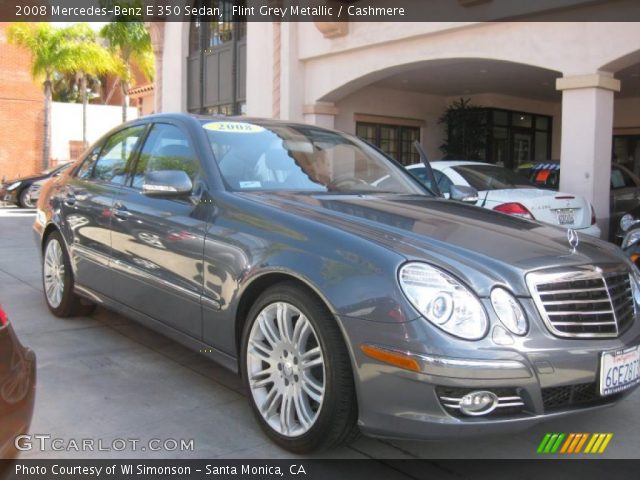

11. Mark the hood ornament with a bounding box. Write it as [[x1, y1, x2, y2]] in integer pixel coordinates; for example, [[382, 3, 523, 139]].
[[567, 228, 579, 253]]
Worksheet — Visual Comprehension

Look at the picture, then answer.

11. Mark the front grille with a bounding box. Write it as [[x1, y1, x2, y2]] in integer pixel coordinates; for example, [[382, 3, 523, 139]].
[[527, 268, 635, 338], [542, 382, 625, 412]]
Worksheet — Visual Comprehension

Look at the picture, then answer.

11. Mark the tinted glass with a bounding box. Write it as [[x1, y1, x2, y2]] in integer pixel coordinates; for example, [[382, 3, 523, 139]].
[[93, 126, 146, 184], [611, 167, 636, 190], [133, 124, 199, 189], [408, 167, 453, 194], [75, 145, 103, 180], [453, 164, 533, 191], [203, 121, 426, 195]]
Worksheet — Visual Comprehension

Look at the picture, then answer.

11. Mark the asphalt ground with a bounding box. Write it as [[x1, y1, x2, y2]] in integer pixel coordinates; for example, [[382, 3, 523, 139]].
[[0, 205, 638, 464]]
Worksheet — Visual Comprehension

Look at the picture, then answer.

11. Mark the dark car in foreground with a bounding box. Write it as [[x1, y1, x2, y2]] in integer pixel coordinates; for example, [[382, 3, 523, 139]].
[[0, 304, 36, 458], [34, 114, 640, 452], [1, 163, 70, 208]]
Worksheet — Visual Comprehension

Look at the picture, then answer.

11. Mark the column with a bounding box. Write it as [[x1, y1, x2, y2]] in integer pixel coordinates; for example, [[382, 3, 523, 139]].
[[556, 73, 620, 238]]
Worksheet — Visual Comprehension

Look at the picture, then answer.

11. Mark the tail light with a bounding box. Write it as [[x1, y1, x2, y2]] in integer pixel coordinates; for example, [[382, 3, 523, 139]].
[[493, 202, 535, 220], [0, 304, 8, 328], [590, 204, 596, 225]]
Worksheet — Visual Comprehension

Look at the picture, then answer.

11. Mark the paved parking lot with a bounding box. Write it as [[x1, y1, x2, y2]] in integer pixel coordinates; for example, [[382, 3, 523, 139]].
[[1, 206, 639, 461]]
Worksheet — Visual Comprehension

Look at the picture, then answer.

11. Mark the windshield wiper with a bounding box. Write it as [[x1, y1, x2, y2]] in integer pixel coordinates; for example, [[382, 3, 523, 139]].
[[413, 141, 442, 197]]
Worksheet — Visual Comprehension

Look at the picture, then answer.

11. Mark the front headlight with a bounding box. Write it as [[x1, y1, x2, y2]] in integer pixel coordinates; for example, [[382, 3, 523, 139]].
[[620, 214, 636, 233], [622, 229, 640, 249], [399, 262, 488, 340], [490, 287, 528, 335], [6, 181, 21, 191]]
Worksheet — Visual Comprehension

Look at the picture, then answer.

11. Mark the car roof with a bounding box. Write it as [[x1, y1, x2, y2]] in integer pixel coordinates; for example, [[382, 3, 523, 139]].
[[129, 112, 342, 133]]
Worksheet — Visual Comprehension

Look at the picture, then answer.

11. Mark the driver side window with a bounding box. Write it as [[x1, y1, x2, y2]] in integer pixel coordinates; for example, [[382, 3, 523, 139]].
[[132, 123, 200, 189]]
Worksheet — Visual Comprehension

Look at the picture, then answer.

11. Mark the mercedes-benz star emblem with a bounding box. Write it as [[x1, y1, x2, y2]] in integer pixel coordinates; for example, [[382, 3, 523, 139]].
[[567, 228, 579, 253]]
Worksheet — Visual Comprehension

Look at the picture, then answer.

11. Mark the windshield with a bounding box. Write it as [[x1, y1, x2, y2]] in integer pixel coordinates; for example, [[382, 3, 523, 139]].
[[452, 164, 534, 191], [202, 120, 426, 195]]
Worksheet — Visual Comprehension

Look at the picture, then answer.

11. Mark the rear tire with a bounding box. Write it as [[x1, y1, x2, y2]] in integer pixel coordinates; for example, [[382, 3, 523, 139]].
[[241, 282, 359, 453], [42, 231, 95, 317]]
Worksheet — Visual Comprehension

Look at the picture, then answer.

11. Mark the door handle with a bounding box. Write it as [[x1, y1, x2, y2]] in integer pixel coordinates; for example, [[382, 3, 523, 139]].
[[64, 192, 76, 206], [112, 203, 131, 221]]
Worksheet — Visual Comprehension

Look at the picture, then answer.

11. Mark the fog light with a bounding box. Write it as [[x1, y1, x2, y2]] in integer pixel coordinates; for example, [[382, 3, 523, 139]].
[[459, 390, 499, 416]]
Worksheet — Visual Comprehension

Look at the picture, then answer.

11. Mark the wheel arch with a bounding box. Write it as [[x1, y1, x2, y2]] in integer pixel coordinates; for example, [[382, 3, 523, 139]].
[[41, 223, 60, 253], [233, 270, 341, 358]]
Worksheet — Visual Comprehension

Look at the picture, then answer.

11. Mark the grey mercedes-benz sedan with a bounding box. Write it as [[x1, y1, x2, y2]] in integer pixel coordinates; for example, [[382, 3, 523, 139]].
[[34, 113, 640, 452]]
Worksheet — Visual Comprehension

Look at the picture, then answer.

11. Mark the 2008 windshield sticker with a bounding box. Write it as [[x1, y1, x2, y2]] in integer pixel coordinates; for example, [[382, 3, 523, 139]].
[[203, 122, 265, 133]]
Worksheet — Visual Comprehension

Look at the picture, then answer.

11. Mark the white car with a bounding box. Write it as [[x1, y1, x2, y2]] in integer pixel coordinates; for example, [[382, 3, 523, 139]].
[[406, 161, 601, 237]]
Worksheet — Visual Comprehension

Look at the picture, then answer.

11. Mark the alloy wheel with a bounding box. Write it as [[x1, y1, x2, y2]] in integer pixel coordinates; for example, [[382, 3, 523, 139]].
[[43, 238, 65, 308], [246, 301, 326, 437]]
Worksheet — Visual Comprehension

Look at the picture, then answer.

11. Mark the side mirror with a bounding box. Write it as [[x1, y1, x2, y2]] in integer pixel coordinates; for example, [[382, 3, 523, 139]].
[[450, 185, 479, 204], [142, 170, 193, 197]]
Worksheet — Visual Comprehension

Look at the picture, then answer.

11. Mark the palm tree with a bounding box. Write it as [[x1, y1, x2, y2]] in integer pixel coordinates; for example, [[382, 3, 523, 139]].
[[64, 23, 117, 145], [100, 21, 155, 122], [7, 23, 77, 170]]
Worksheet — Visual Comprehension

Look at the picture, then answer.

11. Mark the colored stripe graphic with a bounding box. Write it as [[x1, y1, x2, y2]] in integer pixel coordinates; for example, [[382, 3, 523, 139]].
[[538, 433, 613, 454]]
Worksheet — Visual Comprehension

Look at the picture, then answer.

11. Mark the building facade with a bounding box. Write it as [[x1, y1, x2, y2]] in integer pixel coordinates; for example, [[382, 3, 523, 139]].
[[158, 4, 640, 236], [0, 22, 44, 181]]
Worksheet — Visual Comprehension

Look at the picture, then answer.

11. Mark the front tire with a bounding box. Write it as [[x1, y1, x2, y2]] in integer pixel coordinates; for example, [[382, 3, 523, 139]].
[[241, 283, 359, 453], [18, 189, 34, 209], [42, 231, 95, 317]]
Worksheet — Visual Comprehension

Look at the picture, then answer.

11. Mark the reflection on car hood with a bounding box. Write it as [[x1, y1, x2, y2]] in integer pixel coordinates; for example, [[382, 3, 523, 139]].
[[245, 192, 625, 296], [1, 172, 49, 186]]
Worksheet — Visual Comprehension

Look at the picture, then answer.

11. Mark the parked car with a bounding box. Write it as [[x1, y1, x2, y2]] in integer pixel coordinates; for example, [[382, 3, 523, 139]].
[[26, 163, 73, 206], [1, 163, 70, 208], [519, 161, 640, 237], [0, 304, 36, 458], [35, 114, 640, 452], [406, 161, 601, 237], [618, 204, 640, 253]]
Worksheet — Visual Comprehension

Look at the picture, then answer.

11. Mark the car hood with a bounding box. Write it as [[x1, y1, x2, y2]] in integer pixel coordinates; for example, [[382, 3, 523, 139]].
[[244, 192, 625, 296], [2, 172, 47, 186]]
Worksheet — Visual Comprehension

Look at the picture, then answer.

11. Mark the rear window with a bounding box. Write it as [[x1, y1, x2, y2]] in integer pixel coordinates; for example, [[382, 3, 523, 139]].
[[452, 164, 533, 191]]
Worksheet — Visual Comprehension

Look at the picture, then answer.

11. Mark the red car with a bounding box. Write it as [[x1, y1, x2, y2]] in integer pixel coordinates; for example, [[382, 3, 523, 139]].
[[0, 304, 36, 458]]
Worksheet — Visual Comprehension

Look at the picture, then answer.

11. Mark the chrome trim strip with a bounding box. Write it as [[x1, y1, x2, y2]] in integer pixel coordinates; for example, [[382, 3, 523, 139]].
[[201, 296, 221, 311], [440, 395, 525, 411], [110, 259, 202, 304], [546, 310, 613, 315], [542, 298, 609, 305]]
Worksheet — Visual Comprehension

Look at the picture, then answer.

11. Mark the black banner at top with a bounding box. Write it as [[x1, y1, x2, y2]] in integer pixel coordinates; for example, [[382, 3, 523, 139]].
[[1, 0, 640, 22]]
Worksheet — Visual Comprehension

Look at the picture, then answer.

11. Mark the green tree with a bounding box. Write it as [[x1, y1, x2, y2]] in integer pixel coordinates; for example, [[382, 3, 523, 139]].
[[439, 98, 488, 160], [64, 23, 117, 144], [7, 23, 78, 170], [100, 19, 155, 122]]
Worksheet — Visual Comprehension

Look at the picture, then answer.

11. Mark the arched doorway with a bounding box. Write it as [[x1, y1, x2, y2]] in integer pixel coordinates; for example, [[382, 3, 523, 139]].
[[315, 58, 562, 168]]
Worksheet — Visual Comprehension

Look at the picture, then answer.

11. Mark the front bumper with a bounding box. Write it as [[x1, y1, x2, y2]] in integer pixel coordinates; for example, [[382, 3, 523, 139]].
[[338, 305, 640, 441]]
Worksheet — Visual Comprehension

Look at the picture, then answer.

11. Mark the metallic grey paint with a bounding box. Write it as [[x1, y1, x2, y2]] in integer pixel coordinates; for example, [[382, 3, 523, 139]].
[[34, 113, 640, 441]]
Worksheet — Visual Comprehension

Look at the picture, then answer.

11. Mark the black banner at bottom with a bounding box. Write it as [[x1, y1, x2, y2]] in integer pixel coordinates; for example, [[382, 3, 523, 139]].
[[1, 459, 639, 480]]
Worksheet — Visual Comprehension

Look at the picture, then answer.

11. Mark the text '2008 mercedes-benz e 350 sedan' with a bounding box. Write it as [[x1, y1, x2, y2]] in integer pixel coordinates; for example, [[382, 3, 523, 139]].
[[34, 113, 640, 452]]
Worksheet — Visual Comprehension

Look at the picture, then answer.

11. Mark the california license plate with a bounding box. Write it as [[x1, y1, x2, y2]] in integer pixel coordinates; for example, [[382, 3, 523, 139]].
[[556, 208, 575, 225], [599, 345, 640, 396]]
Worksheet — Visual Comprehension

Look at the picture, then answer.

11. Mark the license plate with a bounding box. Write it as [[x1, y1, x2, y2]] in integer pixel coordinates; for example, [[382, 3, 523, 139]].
[[556, 208, 575, 225], [599, 345, 640, 396]]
